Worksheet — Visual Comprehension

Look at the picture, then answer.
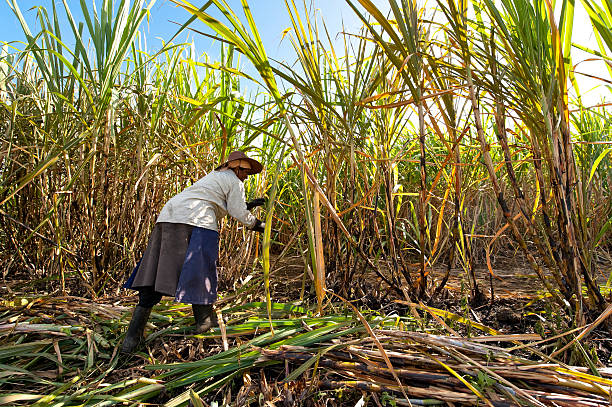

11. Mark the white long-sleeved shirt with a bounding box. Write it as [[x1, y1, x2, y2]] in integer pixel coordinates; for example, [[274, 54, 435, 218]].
[[156, 169, 257, 231]]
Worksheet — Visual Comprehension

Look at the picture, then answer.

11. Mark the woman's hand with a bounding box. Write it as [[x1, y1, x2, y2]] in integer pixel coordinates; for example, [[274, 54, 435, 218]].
[[252, 219, 265, 233], [246, 198, 266, 210]]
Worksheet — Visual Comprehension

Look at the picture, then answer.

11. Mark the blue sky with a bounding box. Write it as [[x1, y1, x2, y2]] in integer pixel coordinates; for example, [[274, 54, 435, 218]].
[[0, 0, 383, 64]]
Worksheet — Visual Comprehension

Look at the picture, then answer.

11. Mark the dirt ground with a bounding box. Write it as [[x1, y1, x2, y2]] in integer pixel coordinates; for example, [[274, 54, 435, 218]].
[[245, 253, 611, 363], [257, 253, 545, 304]]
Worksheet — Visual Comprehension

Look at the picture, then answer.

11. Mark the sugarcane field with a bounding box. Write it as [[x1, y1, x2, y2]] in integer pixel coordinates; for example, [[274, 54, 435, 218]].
[[2, 0, 612, 405]]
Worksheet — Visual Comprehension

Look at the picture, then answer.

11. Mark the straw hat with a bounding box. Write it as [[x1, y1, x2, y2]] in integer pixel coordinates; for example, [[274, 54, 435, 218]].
[[215, 150, 263, 175]]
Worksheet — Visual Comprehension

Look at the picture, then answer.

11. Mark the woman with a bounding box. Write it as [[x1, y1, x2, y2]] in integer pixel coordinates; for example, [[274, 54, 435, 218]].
[[121, 150, 266, 354]]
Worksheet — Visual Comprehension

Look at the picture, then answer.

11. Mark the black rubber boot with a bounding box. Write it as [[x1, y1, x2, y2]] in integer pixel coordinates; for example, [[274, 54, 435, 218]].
[[192, 304, 218, 334], [120, 305, 152, 354]]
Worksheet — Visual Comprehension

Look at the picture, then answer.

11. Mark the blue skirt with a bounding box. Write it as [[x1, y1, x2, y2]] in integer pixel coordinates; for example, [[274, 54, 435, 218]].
[[124, 225, 220, 305]]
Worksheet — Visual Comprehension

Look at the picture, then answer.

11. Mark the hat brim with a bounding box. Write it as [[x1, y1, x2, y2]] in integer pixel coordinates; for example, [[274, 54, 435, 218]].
[[215, 156, 263, 175]]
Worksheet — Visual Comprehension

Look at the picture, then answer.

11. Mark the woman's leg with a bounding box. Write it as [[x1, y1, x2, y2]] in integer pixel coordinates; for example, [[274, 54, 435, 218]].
[[192, 304, 217, 333], [121, 287, 162, 354], [138, 287, 163, 308]]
